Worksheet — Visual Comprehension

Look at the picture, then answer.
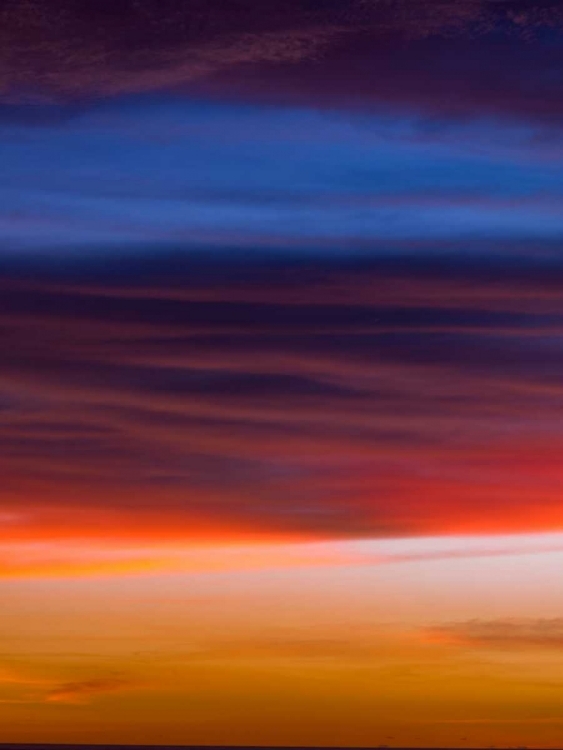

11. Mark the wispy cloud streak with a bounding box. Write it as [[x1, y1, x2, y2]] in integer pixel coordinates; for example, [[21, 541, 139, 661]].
[[1, 253, 563, 557]]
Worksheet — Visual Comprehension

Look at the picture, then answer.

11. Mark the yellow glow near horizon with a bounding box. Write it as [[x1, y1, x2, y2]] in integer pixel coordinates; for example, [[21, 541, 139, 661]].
[[1, 533, 563, 747]]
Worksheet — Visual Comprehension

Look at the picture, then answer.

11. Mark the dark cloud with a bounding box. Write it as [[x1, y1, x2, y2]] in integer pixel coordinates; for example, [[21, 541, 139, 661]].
[[45, 676, 138, 704], [2, 0, 563, 125], [1, 252, 563, 542], [207, 21, 563, 122], [423, 618, 563, 650]]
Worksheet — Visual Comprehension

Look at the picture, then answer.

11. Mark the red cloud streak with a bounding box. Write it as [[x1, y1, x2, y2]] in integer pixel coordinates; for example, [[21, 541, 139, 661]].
[[1, 259, 563, 547]]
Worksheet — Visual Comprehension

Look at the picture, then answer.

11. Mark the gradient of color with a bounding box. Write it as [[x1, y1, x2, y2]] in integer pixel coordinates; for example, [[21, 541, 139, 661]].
[[2, 2, 563, 747]]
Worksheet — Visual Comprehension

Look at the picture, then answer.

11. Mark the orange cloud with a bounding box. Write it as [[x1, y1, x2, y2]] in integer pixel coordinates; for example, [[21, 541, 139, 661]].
[[423, 618, 563, 650], [45, 677, 140, 705]]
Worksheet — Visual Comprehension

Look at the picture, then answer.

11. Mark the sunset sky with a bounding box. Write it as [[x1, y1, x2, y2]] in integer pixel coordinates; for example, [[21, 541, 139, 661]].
[[2, 1, 563, 747]]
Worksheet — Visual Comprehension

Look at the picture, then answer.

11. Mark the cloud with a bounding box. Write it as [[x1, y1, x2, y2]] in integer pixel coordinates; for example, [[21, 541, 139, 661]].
[[45, 677, 138, 704], [2, 530, 563, 579], [0, 664, 50, 688], [1, 251, 563, 556], [3, 98, 563, 256], [0, 664, 135, 707], [2, 0, 563, 125], [0, 1, 351, 100], [423, 619, 563, 650]]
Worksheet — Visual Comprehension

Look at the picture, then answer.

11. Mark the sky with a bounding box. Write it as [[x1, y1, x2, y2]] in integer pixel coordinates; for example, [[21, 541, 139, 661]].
[[1, 1, 563, 747]]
